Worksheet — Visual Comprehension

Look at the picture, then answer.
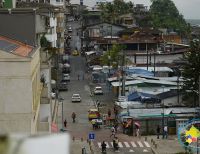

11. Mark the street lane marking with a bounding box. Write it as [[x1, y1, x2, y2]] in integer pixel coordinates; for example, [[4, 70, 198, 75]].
[[105, 142, 110, 148], [111, 142, 113, 147], [144, 141, 151, 147], [131, 141, 137, 147], [124, 142, 130, 147], [129, 149, 135, 152], [137, 141, 144, 147], [97, 142, 101, 148], [143, 149, 149, 152], [118, 142, 123, 148]]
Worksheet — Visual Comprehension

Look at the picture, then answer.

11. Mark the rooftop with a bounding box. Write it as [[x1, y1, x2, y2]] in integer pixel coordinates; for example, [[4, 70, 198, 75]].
[[0, 36, 34, 57]]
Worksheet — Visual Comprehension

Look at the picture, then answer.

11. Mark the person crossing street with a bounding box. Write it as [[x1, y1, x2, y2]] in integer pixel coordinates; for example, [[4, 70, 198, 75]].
[[71, 112, 76, 123]]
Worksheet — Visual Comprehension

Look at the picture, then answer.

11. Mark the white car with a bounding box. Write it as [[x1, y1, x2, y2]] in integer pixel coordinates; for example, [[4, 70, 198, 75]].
[[51, 92, 56, 99], [63, 73, 70, 81], [94, 86, 103, 95], [72, 94, 81, 102], [68, 27, 72, 32]]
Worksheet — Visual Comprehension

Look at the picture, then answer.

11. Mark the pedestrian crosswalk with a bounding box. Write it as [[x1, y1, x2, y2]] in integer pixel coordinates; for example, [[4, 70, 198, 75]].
[[97, 141, 151, 149]]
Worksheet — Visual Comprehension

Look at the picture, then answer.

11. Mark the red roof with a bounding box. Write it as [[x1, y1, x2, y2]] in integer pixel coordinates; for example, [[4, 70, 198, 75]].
[[0, 36, 34, 57]]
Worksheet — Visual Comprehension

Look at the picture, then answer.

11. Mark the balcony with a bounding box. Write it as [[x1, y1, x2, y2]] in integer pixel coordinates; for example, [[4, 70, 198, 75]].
[[45, 33, 57, 42], [56, 27, 64, 33], [50, 17, 57, 27], [57, 16, 64, 22]]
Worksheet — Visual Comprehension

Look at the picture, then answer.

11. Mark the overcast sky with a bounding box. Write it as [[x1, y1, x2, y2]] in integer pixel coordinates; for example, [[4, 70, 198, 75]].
[[71, 0, 200, 19]]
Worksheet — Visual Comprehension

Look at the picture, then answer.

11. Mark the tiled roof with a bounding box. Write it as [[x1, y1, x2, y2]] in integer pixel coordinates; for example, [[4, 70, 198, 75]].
[[0, 36, 34, 57]]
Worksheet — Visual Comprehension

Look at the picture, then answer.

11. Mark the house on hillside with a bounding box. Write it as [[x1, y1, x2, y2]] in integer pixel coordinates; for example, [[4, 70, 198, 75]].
[[117, 13, 136, 28], [83, 22, 126, 50]]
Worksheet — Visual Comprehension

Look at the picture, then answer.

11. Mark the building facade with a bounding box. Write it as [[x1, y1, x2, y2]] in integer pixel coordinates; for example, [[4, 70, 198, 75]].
[[0, 36, 41, 133]]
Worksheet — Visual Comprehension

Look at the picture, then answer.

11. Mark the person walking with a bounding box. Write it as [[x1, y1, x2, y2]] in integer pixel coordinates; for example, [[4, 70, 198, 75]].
[[101, 141, 107, 153], [77, 74, 80, 80], [91, 119, 96, 130], [113, 137, 119, 152], [108, 109, 111, 117], [156, 125, 161, 139], [164, 125, 168, 139], [71, 112, 76, 123], [64, 119, 67, 128], [110, 125, 116, 138]]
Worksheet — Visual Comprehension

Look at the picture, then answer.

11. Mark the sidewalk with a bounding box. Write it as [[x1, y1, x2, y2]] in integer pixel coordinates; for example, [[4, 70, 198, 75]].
[[141, 135, 185, 154]]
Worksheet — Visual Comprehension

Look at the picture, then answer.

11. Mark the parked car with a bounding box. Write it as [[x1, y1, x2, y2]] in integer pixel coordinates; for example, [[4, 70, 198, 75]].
[[51, 92, 56, 99], [72, 94, 81, 102], [68, 27, 72, 32], [63, 73, 70, 81], [94, 86, 103, 95], [58, 81, 68, 91], [72, 50, 79, 56]]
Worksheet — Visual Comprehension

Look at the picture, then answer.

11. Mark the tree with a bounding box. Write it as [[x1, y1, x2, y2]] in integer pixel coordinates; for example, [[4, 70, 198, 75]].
[[100, 44, 127, 69], [99, 0, 134, 23], [182, 39, 200, 106], [149, 0, 190, 36]]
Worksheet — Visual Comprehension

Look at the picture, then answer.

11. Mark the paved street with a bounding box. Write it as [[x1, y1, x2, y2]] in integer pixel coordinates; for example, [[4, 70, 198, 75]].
[[55, 20, 154, 154]]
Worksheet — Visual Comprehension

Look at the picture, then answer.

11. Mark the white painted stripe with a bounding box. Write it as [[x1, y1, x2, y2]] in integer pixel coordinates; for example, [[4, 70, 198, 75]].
[[144, 141, 151, 147], [118, 142, 123, 148], [131, 141, 137, 147], [137, 141, 144, 147], [124, 142, 131, 147], [143, 149, 149, 152], [129, 149, 135, 152], [97, 142, 101, 148], [111, 142, 113, 147], [105, 142, 110, 148]]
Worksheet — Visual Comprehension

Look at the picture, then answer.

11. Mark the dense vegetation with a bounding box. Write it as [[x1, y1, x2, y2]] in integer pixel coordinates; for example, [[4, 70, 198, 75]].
[[98, 0, 190, 35], [182, 39, 200, 106], [98, 0, 134, 23], [149, 0, 190, 35]]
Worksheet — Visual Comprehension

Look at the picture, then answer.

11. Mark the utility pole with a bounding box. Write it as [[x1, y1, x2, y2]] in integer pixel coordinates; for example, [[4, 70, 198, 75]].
[[199, 75, 200, 107], [121, 50, 126, 96], [153, 51, 156, 77], [146, 41, 148, 71]]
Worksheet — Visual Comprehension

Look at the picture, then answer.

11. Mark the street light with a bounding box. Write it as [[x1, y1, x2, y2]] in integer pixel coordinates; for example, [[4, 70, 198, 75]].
[[161, 85, 165, 139]]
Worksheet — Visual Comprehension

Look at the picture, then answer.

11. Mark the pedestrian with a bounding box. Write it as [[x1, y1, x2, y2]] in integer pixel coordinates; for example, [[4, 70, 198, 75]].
[[156, 125, 161, 139], [64, 119, 67, 128], [77, 74, 80, 80], [113, 137, 119, 152], [101, 141, 107, 153], [114, 123, 118, 133], [110, 125, 116, 138], [91, 119, 96, 130], [71, 112, 76, 123], [135, 124, 140, 137], [108, 109, 111, 117], [164, 125, 168, 139]]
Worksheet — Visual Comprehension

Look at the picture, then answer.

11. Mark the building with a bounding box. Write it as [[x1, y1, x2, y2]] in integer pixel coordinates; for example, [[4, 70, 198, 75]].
[[0, 8, 53, 133], [0, 35, 41, 133]]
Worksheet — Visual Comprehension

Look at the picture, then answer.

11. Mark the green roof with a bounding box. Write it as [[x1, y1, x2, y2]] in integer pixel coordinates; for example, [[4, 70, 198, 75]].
[[138, 114, 177, 118]]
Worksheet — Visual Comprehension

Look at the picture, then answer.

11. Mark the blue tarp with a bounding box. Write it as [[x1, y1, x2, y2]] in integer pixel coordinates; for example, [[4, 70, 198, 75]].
[[128, 92, 161, 103], [125, 68, 154, 76]]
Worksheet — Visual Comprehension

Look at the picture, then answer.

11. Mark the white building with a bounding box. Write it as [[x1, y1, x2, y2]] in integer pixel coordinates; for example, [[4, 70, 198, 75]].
[[0, 36, 41, 134]]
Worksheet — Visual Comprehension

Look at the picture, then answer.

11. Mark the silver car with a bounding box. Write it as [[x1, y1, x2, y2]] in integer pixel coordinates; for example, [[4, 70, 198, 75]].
[[72, 94, 81, 102]]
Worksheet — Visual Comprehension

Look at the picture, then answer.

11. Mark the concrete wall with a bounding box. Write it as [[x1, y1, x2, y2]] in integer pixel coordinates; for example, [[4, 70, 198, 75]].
[[0, 12, 36, 46]]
